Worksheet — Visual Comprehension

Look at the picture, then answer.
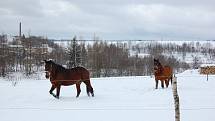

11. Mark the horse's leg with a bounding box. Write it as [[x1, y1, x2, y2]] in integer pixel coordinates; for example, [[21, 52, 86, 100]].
[[85, 81, 92, 97], [155, 80, 158, 89], [76, 82, 81, 98], [161, 80, 164, 88], [84, 80, 94, 97], [165, 79, 169, 88], [86, 85, 90, 97], [56, 85, 61, 99], [49, 85, 56, 96]]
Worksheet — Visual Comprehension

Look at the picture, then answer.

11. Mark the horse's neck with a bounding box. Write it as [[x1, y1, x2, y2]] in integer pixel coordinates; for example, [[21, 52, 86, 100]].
[[158, 63, 164, 71], [49, 70, 55, 80], [49, 65, 58, 80]]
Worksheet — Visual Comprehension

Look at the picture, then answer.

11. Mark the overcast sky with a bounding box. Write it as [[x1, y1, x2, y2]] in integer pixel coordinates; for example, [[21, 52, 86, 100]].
[[0, 0, 215, 40]]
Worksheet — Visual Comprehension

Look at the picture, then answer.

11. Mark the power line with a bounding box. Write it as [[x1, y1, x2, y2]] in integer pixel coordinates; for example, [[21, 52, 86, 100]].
[[51, 39, 215, 42], [0, 107, 215, 111]]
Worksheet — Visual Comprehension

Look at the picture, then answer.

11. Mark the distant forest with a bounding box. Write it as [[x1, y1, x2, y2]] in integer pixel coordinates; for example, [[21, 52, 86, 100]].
[[1, 34, 215, 77]]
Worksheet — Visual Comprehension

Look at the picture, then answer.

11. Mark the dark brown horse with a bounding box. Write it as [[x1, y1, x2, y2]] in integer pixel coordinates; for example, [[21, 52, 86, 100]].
[[44, 60, 94, 99], [154, 59, 173, 89]]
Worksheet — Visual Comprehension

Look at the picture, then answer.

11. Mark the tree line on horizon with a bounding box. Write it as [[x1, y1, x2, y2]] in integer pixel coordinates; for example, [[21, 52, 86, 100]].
[[2, 35, 214, 78]]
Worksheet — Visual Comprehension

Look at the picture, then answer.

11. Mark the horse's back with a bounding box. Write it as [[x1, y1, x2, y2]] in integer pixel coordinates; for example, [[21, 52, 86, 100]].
[[69, 67, 90, 80]]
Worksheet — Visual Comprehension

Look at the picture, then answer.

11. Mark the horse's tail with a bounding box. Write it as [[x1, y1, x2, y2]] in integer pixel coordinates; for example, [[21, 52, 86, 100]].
[[79, 67, 94, 97]]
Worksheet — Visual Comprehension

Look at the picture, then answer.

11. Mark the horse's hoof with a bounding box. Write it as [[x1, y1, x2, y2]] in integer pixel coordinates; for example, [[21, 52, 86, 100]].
[[51, 93, 59, 99], [91, 93, 94, 97], [51, 93, 55, 97], [55, 96, 60, 99], [87, 93, 90, 97]]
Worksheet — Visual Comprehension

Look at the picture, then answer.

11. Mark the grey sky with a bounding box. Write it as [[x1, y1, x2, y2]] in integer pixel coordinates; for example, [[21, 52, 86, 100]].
[[0, 0, 215, 40]]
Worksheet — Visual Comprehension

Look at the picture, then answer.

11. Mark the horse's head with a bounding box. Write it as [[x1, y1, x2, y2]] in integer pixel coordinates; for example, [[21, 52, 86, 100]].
[[44, 60, 53, 79], [154, 59, 163, 74], [154, 59, 159, 69]]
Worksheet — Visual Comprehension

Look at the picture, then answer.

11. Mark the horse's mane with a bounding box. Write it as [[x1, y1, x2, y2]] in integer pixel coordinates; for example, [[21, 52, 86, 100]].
[[50, 60, 67, 73], [47, 60, 87, 74]]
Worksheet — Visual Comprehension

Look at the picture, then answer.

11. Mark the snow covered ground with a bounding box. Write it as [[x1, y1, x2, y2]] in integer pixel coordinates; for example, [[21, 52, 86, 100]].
[[0, 70, 215, 121]]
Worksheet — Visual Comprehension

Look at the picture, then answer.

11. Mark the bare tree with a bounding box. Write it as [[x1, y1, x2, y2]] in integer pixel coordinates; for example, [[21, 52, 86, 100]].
[[24, 37, 33, 75], [0, 34, 8, 77], [192, 56, 200, 69], [80, 42, 87, 67]]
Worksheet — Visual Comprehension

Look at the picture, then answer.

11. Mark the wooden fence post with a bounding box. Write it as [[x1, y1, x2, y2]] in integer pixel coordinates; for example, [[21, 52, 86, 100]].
[[172, 76, 180, 121]]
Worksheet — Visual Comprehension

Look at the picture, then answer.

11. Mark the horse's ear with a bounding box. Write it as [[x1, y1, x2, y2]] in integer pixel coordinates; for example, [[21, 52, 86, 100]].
[[49, 59, 54, 63], [44, 60, 47, 63]]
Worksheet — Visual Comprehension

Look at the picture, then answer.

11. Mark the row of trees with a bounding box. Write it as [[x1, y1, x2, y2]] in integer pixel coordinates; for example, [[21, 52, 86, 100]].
[[4, 35, 212, 78], [135, 41, 215, 59], [65, 38, 190, 77]]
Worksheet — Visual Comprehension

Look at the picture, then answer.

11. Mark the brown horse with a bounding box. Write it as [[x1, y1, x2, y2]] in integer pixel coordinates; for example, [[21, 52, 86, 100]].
[[44, 60, 94, 99], [154, 59, 173, 89]]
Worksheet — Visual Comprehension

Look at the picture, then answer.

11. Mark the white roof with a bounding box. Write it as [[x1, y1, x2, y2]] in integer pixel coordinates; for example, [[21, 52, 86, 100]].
[[8, 44, 23, 48], [200, 64, 215, 67]]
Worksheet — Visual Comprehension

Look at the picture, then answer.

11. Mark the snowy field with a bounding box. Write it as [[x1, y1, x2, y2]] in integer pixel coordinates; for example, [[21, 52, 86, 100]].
[[0, 70, 215, 121]]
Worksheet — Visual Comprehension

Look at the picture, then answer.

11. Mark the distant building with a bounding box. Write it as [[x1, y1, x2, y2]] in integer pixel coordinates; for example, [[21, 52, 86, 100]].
[[200, 64, 215, 74], [31, 44, 51, 54]]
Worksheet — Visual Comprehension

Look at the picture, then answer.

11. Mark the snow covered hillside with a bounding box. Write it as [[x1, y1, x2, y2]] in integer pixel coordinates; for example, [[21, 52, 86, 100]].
[[0, 70, 215, 121]]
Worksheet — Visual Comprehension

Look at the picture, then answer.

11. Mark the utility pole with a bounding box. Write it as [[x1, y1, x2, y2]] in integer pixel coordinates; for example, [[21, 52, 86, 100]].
[[19, 22, 21, 38], [16, 22, 22, 71]]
